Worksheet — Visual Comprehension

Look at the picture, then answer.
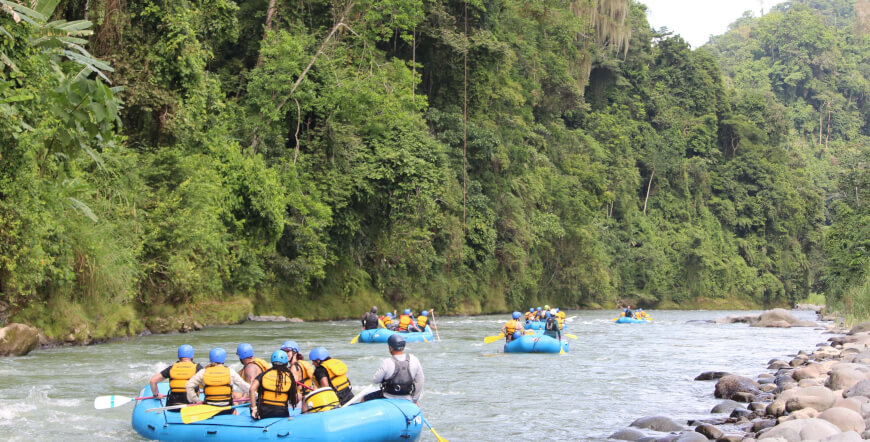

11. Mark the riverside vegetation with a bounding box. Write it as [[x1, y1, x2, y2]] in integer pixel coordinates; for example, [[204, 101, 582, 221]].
[[0, 0, 867, 345]]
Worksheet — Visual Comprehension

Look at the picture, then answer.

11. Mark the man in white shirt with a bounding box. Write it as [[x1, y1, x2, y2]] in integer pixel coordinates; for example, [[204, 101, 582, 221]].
[[364, 334, 424, 403]]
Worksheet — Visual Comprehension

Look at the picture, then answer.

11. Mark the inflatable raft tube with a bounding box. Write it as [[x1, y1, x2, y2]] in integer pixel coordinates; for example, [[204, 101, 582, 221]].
[[614, 317, 651, 324], [358, 326, 434, 343], [524, 321, 566, 330], [503, 334, 569, 353], [132, 384, 424, 441]]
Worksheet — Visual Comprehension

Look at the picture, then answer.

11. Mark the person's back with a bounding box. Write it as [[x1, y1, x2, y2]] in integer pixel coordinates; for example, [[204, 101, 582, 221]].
[[502, 311, 523, 341], [362, 306, 380, 330], [149, 344, 202, 408], [544, 314, 560, 340], [250, 350, 297, 419], [310, 347, 354, 405], [365, 335, 424, 403]]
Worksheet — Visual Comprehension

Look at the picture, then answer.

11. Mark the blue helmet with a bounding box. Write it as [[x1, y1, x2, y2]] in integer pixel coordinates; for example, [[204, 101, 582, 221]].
[[280, 340, 300, 353], [271, 349, 289, 365], [209, 347, 227, 364], [387, 334, 406, 351], [177, 344, 194, 360], [556, 308, 560, 312], [422, 310, 429, 316], [386, 312, 393, 318], [236, 343, 254, 360], [537, 307, 542, 311], [529, 308, 534, 312], [512, 311, 521, 319], [404, 309, 411, 315], [513, 331, 522, 339], [309, 347, 329, 362], [545, 311, 552, 318]]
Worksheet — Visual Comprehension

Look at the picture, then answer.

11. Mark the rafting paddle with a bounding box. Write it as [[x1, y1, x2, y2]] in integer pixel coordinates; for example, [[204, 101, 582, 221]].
[[422, 416, 449, 442], [483, 333, 504, 344], [342, 384, 378, 408], [147, 399, 250, 413], [564, 333, 578, 339], [350, 333, 361, 344], [94, 395, 158, 409], [181, 403, 250, 424]]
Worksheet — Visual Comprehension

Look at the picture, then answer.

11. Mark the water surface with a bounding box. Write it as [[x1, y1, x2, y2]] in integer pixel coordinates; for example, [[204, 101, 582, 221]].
[[0, 309, 828, 441]]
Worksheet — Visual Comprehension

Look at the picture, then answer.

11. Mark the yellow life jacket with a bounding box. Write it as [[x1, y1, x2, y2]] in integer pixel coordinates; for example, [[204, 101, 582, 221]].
[[397, 315, 412, 331], [168, 361, 198, 393], [557, 317, 564, 329], [259, 369, 292, 407], [524, 312, 533, 320], [203, 365, 232, 403], [296, 360, 315, 389], [504, 319, 521, 335], [417, 315, 428, 329], [557, 311, 566, 320], [239, 358, 269, 380], [320, 359, 350, 393], [303, 387, 339, 413], [379, 315, 392, 326]]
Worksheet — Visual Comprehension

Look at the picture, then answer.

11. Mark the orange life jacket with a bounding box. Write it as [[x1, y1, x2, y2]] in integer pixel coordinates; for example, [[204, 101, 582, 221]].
[[258, 369, 293, 407], [397, 314, 412, 331], [203, 365, 232, 404], [168, 361, 197, 393], [320, 359, 350, 393]]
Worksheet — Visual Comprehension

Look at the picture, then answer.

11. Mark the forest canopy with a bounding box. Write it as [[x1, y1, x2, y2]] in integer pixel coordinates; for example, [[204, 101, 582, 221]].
[[0, 0, 866, 340]]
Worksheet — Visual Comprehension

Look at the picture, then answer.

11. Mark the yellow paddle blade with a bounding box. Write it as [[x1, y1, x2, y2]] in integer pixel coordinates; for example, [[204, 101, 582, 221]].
[[430, 426, 449, 442], [564, 333, 577, 339], [483, 333, 504, 344], [559, 348, 566, 355], [181, 404, 231, 424], [350, 333, 360, 344]]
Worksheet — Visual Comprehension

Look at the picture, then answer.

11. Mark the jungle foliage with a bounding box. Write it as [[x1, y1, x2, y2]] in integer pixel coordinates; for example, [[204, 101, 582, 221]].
[[0, 0, 866, 337]]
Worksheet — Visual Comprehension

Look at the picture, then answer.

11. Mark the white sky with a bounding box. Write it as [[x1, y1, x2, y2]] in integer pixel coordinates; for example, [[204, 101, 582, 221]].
[[641, 0, 789, 48]]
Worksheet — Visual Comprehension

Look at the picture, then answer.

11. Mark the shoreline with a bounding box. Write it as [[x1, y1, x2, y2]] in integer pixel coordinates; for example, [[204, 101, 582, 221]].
[[609, 309, 870, 441]]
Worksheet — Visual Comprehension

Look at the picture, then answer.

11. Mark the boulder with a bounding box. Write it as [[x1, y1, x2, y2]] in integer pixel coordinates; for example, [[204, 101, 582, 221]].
[[716, 435, 745, 442], [752, 309, 799, 328], [827, 367, 869, 391], [758, 418, 841, 440], [785, 385, 837, 412], [844, 379, 870, 398], [818, 407, 866, 433], [695, 424, 724, 439], [711, 400, 743, 414], [715, 375, 761, 400], [789, 407, 820, 419], [848, 322, 870, 335], [820, 431, 863, 442], [793, 363, 827, 381], [610, 428, 646, 441], [798, 378, 821, 387], [730, 408, 754, 419], [0, 323, 40, 356], [768, 360, 790, 370], [630, 416, 685, 432], [751, 419, 778, 432], [833, 398, 864, 413], [732, 391, 756, 403], [673, 432, 707, 442], [760, 383, 777, 392], [696, 371, 730, 381]]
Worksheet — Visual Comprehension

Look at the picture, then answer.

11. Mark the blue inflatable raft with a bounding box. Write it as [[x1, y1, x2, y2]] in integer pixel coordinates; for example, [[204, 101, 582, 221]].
[[358, 326, 434, 343], [524, 321, 566, 330], [614, 317, 651, 324], [132, 384, 424, 441], [503, 334, 569, 353]]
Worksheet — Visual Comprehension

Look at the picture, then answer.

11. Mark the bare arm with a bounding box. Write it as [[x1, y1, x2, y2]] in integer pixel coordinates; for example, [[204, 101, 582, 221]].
[[149, 373, 166, 398]]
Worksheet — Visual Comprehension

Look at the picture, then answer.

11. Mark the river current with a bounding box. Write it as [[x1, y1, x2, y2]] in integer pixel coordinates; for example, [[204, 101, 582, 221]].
[[0, 309, 829, 441]]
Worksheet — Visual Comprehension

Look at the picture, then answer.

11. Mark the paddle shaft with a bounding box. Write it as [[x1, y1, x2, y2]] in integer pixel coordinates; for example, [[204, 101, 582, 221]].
[[430, 310, 441, 342]]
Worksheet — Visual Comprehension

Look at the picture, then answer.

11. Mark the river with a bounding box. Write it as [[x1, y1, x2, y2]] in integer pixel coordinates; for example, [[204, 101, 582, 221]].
[[0, 309, 829, 441]]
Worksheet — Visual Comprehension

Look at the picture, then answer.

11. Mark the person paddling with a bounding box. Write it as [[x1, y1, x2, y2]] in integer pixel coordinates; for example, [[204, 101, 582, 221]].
[[502, 311, 524, 342], [397, 309, 421, 332], [250, 350, 299, 419], [416, 309, 434, 331], [624, 305, 634, 319], [309, 347, 354, 405], [186, 348, 251, 414], [148, 344, 203, 409], [362, 306, 382, 330], [363, 335, 424, 403], [281, 340, 314, 391], [236, 343, 269, 385], [543, 311, 561, 341]]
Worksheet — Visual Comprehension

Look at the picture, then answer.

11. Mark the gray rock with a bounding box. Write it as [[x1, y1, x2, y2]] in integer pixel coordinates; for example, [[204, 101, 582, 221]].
[[0, 323, 39, 356], [610, 428, 646, 440], [752, 419, 777, 432], [848, 321, 870, 335], [247, 315, 304, 322], [715, 375, 761, 400], [730, 408, 754, 420], [844, 379, 870, 398], [820, 431, 863, 442], [673, 432, 708, 442], [759, 418, 841, 440], [863, 428, 870, 439], [711, 400, 743, 414], [733, 391, 756, 403], [785, 385, 837, 412], [695, 423, 724, 439], [768, 360, 790, 369], [715, 435, 744, 442], [696, 371, 730, 381], [630, 416, 685, 432], [818, 407, 866, 433], [749, 402, 767, 413]]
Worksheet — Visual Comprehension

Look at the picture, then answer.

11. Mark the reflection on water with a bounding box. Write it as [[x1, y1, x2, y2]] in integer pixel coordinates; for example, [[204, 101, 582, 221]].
[[0, 310, 827, 441]]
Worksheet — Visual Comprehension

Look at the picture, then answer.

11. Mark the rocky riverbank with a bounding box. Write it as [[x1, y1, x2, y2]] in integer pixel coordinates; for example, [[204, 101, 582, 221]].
[[609, 309, 870, 441]]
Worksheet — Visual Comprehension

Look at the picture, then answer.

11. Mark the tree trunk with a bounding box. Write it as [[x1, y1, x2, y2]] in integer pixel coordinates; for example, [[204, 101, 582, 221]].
[[643, 165, 655, 216], [825, 102, 831, 151], [256, 0, 279, 66], [84, 0, 90, 20]]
